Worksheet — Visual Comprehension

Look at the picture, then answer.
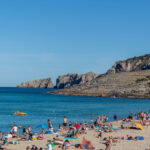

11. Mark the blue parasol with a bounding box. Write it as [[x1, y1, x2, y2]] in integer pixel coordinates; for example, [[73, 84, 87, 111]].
[[36, 124, 48, 129]]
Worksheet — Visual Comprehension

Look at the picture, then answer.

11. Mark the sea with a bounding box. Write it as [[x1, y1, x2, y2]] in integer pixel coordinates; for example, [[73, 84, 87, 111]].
[[0, 87, 150, 135]]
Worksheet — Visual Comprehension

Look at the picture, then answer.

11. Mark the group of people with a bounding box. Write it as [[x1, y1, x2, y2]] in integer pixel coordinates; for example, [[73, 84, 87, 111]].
[[0, 123, 19, 147], [0, 112, 150, 150]]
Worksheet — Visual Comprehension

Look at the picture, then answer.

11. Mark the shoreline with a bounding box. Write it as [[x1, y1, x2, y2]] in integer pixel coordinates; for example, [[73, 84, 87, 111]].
[[49, 90, 150, 99], [1, 115, 150, 150]]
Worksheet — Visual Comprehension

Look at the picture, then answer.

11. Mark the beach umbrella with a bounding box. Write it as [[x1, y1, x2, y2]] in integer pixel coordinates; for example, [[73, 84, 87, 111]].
[[134, 123, 144, 130], [36, 124, 48, 129]]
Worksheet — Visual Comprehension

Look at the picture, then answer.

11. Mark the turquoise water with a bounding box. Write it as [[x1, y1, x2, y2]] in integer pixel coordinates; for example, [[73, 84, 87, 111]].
[[0, 87, 150, 134]]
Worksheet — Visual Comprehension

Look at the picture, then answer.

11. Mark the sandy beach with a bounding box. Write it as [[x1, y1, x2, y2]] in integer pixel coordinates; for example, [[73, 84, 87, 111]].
[[1, 120, 150, 150]]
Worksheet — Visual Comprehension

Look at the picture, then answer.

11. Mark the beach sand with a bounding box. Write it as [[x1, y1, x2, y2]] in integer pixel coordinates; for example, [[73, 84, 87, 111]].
[[2, 121, 150, 150]]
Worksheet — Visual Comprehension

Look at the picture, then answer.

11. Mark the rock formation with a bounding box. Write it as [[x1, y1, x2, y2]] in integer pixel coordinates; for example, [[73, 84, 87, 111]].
[[17, 78, 54, 88], [50, 70, 150, 98], [56, 72, 99, 89], [50, 54, 150, 98], [107, 54, 150, 74]]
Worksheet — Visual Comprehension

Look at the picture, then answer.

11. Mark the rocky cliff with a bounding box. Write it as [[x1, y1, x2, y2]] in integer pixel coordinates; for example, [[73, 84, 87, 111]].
[[107, 54, 150, 74], [17, 78, 54, 88], [50, 70, 150, 98], [56, 72, 99, 89], [50, 54, 150, 98]]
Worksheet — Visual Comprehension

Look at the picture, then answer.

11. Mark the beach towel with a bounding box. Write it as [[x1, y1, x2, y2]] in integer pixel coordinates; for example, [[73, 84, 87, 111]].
[[45, 131, 51, 134], [52, 143, 56, 147], [127, 137, 132, 140], [144, 121, 150, 126], [134, 123, 144, 130], [135, 136, 144, 140], [64, 137, 77, 139], [111, 128, 123, 131]]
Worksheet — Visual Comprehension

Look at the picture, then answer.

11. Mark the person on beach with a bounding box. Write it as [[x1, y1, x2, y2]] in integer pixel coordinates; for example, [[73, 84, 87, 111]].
[[113, 114, 117, 121], [28, 126, 31, 134], [90, 122, 95, 129], [18, 124, 22, 128], [47, 119, 53, 131], [73, 122, 80, 137], [1, 133, 5, 141], [63, 116, 67, 130], [47, 140, 52, 150], [2, 134, 8, 146], [0, 131, 2, 140], [13, 124, 18, 137], [59, 124, 63, 129], [105, 137, 112, 150], [69, 121, 72, 129], [97, 131, 102, 139], [11, 122, 15, 127], [41, 128, 44, 137], [23, 126, 27, 135], [26, 146, 30, 150], [6, 133, 12, 139], [82, 121, 88, 130], [62, 140, 69, 150], [126, 135, 137, 140], [31, 145, 38, 150], [53, 138, 63, 145]]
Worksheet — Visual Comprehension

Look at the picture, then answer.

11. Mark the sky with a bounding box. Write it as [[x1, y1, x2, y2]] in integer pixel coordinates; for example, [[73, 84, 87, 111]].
[[0, 0, 150, 86]]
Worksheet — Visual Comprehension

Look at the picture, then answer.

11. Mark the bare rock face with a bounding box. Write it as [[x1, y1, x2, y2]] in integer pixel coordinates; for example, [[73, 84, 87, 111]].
[[107, 54, 150, 74], [17, 78, 54, 88], [56, 72, 99, 89], [51, 70, 150, 98], [50, 54, 150, 98]]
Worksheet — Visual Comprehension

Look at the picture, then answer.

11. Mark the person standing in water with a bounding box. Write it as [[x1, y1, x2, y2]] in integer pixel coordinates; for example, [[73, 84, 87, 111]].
[[113, 114, 117, 121], [63, 116, 67, 130], [13, 124, 18, 137], [47, 119, 53, 131], [69, 121, 72, 129]]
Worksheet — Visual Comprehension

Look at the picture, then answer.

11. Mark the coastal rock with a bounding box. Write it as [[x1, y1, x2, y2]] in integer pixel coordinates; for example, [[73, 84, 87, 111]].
[[107, 54, 150, 74], [50, 70, 150, 98], [17, 78, 54, 88], [56, 72, 99, 89], [50, 54, 150, 98]]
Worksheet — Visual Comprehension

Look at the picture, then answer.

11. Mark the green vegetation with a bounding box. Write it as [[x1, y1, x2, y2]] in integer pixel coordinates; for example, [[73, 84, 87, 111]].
[[127, 54, 150, 61], [136, 78, 148, 83], [136, 75, 150, 83], [146, 76, 150, 79], [147, 82, 150, 87]]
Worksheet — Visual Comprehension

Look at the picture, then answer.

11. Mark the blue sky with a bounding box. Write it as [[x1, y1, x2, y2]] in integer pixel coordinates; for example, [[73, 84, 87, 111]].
[[0, 0, 150, 86]]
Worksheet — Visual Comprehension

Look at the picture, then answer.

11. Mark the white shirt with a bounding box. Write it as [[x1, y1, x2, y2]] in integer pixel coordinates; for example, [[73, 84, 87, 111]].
[[48, 144, 52, 150], [6, 134, 12, 138], [13, 126, 18, 132]]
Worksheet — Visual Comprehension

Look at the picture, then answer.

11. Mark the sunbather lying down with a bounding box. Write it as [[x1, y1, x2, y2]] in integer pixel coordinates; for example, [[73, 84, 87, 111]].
[[0, 145, 8, 150], [52, 137, 63, 145], [75, 138, 95, 150]]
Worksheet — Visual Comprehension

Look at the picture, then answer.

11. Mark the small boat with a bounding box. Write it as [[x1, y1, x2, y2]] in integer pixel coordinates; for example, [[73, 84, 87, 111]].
[[13, 110, 27, 116]]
